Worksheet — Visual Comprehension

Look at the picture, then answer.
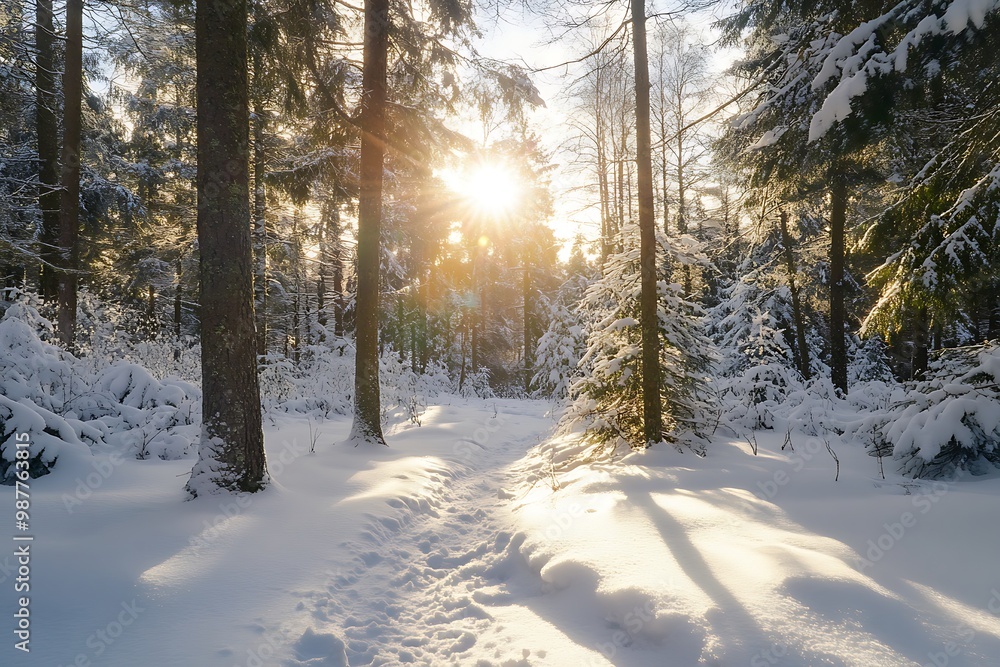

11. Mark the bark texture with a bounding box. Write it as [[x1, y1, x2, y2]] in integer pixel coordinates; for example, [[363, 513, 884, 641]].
[[350, 0, 390, 445], [35, 0, 60, 301], [187, 0, 267, 495], [57, 0, 83, 348], [778, 209, 811, 380], [631, 0, 664, 446], [829, 178, 848, 395]]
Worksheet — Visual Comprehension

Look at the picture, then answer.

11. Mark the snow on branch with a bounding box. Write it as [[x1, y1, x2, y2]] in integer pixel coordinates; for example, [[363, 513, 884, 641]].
[[808, 0, 1000, 142]]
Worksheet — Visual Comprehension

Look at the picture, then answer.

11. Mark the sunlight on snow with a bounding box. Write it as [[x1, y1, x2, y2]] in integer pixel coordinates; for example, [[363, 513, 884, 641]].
[[339, 456, 452, 505], [907, 581, 1000, 639], [647, 490, 929, 665], [139, 515, 253, 590]]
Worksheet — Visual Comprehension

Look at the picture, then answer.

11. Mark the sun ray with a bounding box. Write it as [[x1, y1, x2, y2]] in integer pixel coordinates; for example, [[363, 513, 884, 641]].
[[439, 161, 523, 220]]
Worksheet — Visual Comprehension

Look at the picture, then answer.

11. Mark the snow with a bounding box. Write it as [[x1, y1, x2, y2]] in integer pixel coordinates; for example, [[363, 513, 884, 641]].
[[4, 394, 1000, 666], [807, 0, 1000, 140], [745, 127, 787, 151], [879, 342, 1000, 477], [942, 0, 997, 32]]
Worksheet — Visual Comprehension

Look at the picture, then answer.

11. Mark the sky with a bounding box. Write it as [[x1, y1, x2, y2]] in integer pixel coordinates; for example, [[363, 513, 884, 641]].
[[87, 0, 739, 259], [466, 1, 739, 257]]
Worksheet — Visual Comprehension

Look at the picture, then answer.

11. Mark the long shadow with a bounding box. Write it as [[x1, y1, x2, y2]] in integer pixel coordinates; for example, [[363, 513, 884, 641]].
[[624, 486, 784, 662], [631, 483, 991, 666]]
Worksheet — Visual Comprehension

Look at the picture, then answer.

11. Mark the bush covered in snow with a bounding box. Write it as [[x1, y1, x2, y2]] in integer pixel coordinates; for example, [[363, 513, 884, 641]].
[[716, 309, 803, 431], [878, 341, 1000, 478], [531, 272, 591, 401], [73, 289, 201, 384], [86, 363, 200, 460], [260, 342, 450, 427], [0, 298, 201, 480], [532, 302, 587, 400]]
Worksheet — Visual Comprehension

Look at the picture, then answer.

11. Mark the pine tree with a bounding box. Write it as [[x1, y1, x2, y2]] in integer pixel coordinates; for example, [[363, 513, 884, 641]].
[[719, 0, 894, 395], [563, 224, 714, 452]]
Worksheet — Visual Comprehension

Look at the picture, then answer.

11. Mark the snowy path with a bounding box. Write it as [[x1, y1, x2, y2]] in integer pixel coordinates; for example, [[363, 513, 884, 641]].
[[5, 397, 1000, 666], [301, 404, 550, 666]]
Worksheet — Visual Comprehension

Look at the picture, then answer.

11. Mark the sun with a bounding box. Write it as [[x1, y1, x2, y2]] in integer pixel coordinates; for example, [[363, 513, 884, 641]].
[[442, 162, 523, 219]]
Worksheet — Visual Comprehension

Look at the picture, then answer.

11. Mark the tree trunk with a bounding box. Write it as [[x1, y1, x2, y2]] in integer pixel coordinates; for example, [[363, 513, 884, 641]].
[[626, 159, 633, 224], [829, 178, 848, 395], [616, 152, 625, 236], [350, 0, 389, 445], [57, 0, 83, 349], [36, 0, 60, 302], [471, 305, 480, 372], [174, 260, 183, 359], [332, 204, 345, 338], [419, 267, 430, 371], [458, 321, 468, 391], [293, 281, 301, 363], [147, 285, 157, 336], [631, 0, 663, 447], [252, 100, 268, 356], [470, 237, 481, 373], [991, 311, 999, 342], [597, 135, 611, 262], [317, 203, 330, 341], [659, 126, 669, 237], [187, 0, 267, 495], [291, 210, 301, 362], [675, 126, 693, 296], [406, 318, 414, 371], [778, 210, 811, 380], [523, 262, 533, 391], [989, 280, 1000, 341], [912, 307, 929, 380]]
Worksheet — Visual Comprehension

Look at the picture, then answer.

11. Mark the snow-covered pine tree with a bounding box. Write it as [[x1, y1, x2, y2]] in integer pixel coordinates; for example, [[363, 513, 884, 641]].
[[561, 224, 714, 452], [879, 341, 1000, 479], [531, 259, 593, 401], [710, 261, 804, 430], [532, 299, 588, 401], [719, 0, 901, 395]]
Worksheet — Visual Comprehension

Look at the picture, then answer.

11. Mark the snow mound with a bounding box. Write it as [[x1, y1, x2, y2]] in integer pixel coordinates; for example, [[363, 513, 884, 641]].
[[0, 303, 100, 482]]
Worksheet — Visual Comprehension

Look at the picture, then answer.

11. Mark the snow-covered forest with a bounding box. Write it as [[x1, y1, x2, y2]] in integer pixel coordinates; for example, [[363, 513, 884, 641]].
[[2, 0, 1000, 664]]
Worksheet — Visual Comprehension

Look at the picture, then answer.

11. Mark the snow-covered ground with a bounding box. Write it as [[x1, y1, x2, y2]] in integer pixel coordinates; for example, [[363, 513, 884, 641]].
[[3, 397, 999, 666]]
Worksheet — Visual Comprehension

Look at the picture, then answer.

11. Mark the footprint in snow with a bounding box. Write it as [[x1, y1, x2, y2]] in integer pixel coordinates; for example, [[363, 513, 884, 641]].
[[284, 627, 349, 667]]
